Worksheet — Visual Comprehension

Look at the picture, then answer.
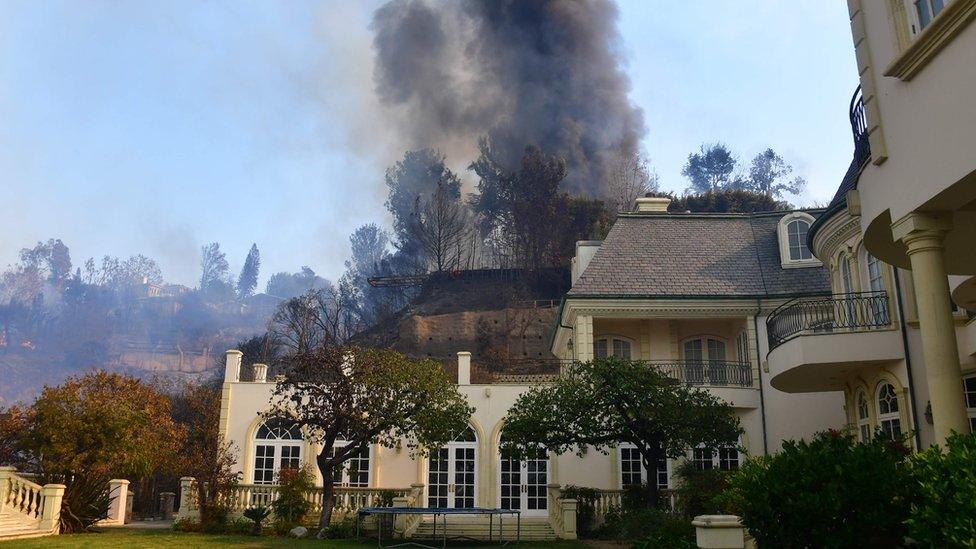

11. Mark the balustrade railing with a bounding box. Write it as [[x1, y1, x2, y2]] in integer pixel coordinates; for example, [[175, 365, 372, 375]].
[[646, 360, 753, 388], [182, 478, 410, 519], [3, 473, 44, 521], [767, 291, 891, 351]]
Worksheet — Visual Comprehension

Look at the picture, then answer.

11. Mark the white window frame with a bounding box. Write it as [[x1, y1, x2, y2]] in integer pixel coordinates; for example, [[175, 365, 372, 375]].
[[692, 442, 741, 472], [595, 335, 634, 360], [964, 375, 976, 433], [252, 418, 304, 485], [329, 441, 372, 487], [856, 390, 872, 442], [735, 330, 750, 364], [618, 443, 671, 490], [777, 212, 821, 268], [904, 0, 951, 37], [427, 426, 478, 509], [876, 383, 903, 441]]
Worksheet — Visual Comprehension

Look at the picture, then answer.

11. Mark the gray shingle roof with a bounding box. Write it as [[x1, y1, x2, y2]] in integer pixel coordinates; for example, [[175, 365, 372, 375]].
[[568, 211, 830, 298]]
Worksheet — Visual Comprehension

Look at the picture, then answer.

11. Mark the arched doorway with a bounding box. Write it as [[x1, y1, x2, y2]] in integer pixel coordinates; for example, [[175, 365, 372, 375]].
[[498, 431, 549, 517], [427, 426, 477, 508], [252, 418, 303, 484]]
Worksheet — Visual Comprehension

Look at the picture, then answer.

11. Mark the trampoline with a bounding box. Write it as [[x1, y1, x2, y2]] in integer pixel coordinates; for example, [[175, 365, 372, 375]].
[[356, 507, 521, 549]]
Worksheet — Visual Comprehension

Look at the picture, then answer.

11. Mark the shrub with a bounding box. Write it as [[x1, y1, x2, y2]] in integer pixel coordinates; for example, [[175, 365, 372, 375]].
[[673, 462, 735, 519], [173, 517, 201, 532], [722, 430, 911, 548], [907, 431, 976, 546], [633, 514, 696, 549], [323, 516, 359, 539], [560, 485, 600, 538], [200, 505, 230, 533], [38, 470, 112, 534], [243, 506, 271, 535], [271, 466, 314, 528]]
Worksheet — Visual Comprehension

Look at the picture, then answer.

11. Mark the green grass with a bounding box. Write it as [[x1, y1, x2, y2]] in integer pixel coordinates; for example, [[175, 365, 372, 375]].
[[2, 528, 587, 548]]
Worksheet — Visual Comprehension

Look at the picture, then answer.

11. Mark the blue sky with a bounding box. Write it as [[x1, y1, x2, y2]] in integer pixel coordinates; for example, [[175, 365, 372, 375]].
[[0, 1, 858, 287]]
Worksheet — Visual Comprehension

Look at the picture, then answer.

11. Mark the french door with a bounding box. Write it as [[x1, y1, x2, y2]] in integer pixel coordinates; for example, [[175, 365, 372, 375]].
[[499, 448, 548, 516], [427, 444, 477, 508]]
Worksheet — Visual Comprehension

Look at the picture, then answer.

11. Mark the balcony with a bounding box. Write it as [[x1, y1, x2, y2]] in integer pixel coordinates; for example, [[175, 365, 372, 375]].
[[766, 292, 904, 392], [646, 360, 753, 388], [849, 85, 871, 169]]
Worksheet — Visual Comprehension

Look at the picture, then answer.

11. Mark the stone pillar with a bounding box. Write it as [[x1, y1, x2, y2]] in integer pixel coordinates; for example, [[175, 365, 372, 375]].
[[559, 498, 578, 540], [892, 213, 969, 442], [457, 352, 471, 385], [253, 363, 268, 383], [39, 484, 66, 533], [178, 477, 199, 520], [160, 492, 176, 520], [0, 466, 15, 511], [693, 515, 746, 549], [224, 349, 243, 382], [126, 490, 134, 523], [392, 495, 409, 536], [107, 479, 130, 524], [574, 315, 594, 362]]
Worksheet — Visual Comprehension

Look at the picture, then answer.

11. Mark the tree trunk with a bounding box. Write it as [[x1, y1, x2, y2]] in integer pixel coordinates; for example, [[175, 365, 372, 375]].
[[639, 445, 663, 509], [316, 454, 336, 538]]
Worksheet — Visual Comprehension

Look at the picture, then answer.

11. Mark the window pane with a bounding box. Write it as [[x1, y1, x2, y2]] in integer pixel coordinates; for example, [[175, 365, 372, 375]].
[[683, 339, 703, 361], [595, 339, 608, 359], [613, 339, 632, 360], [707, 339, 726, 361], [787, 220, 812, 260]]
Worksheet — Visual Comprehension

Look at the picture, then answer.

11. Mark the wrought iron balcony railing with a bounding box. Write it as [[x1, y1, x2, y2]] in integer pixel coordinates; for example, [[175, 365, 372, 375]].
[[646, 360, 754, 388], [850, 85, 871, 167], [766, 291, 891, 351]]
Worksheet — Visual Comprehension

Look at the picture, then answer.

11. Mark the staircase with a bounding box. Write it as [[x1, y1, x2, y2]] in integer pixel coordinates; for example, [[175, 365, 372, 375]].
[[0, 508, 48, 540], [410, 517, 556, 541]]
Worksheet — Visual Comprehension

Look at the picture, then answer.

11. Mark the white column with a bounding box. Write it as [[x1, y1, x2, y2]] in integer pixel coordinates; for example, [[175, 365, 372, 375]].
[[224, 349, 242, 382], [107, 479, 130, 524], [39, 484, 66, 533], [892, 212, 969, 442], [253, 363, 268, 382], [575, 315, 594, 362], [0, 466, 15, 511]]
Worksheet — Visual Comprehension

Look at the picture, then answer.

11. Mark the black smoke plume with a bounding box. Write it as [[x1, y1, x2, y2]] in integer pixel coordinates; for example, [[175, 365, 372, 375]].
[[370, 0, 646, 197]]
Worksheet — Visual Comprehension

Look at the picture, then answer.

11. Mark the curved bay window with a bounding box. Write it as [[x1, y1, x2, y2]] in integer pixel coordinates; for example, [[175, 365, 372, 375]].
[[595, 336, 632, 360], [253, 418, 303, 484], [877, 383, 902, 441]]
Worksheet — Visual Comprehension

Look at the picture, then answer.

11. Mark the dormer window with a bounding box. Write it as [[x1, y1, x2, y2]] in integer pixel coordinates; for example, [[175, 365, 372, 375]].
[[778, 212, 821, 268]]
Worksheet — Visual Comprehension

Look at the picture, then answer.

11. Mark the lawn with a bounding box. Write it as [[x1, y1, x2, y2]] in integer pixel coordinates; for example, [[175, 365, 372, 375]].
[[2, 528, 589, 548]]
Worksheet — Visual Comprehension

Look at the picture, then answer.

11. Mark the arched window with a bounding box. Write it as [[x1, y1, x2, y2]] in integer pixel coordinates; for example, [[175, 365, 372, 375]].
[[682, 336, 728, 385], [595, 336, 632, 360], [778, 213, 820, 267], [618, 443, 670, 490], [876, 383, 902, 441], [253, 418, 303, 484], [856, 390, 871, 442], [499, 431, 548, 515], [428, 426, 477, 509], [787, 220, 813, 261], [963, 376, 976, 433]]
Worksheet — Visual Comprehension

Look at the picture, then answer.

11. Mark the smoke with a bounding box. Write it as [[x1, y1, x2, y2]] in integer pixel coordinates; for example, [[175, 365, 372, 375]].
[[370, 0, 646, 197]]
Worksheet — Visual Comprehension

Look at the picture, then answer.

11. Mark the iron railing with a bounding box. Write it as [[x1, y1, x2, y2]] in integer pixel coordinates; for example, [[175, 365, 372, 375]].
[[850, 85, 871, 167], [646, 360, 754, 388], [767, 291, 891, 351]]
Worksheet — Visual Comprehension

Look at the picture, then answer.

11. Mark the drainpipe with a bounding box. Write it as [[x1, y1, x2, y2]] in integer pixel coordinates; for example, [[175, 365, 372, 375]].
[[893, 269, 923, 449], [754, 299, 770, 456]]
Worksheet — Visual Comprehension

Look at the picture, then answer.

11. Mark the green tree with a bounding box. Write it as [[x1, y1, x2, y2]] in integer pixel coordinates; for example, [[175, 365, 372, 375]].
[[502, 357, 741, 506], [237, 244, 261, 300], [664, 189, 790, 213], [385, 149, 461, 249], [268, 345, 473, 534], [907, 432, 976, 547], [199, 242, 230, 296], [681, 143, 739, 193], [741, 148, 805, 199]]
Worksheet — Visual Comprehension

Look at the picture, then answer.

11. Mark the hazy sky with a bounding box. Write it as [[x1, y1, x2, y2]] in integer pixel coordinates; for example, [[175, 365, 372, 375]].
[[0, 1, 858, 287]]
